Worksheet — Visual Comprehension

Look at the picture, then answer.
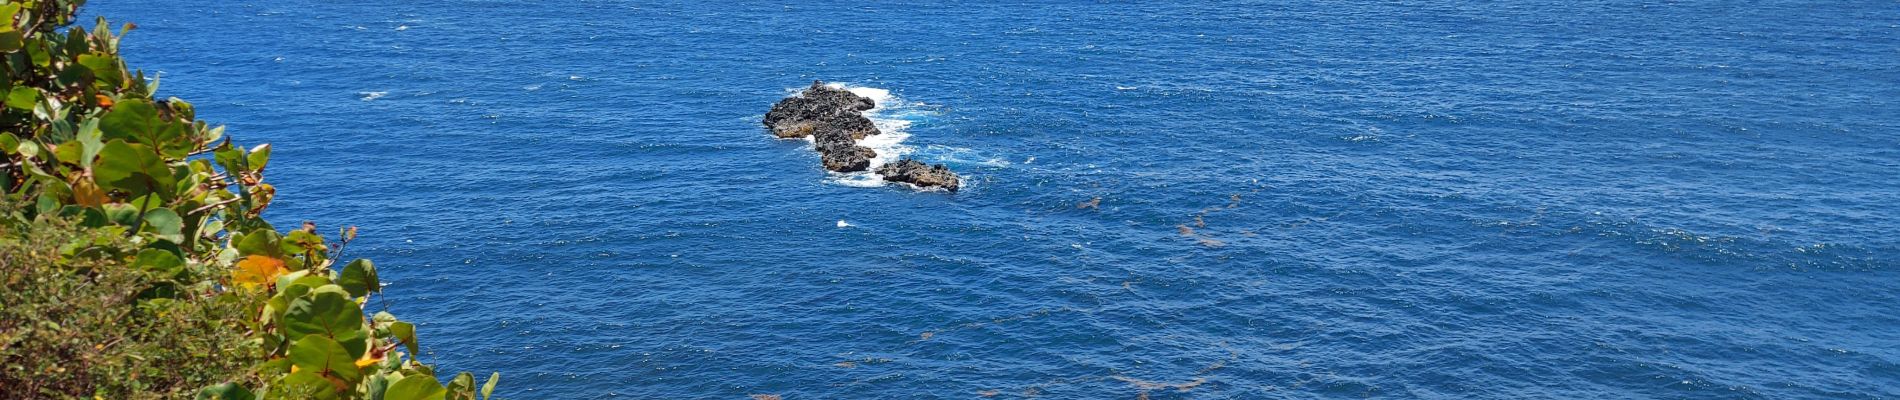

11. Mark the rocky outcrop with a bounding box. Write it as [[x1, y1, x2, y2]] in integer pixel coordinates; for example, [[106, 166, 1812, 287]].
[[876, 159, 961, 192], [765, 81, 961, 191], [763, 81, 879, 141], [764, 81, 881, 172]]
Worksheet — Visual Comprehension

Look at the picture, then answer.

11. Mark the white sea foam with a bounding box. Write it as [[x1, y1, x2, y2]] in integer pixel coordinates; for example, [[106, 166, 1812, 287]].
[[359, 91, 387, 101], [917, 144, 1008, 167]]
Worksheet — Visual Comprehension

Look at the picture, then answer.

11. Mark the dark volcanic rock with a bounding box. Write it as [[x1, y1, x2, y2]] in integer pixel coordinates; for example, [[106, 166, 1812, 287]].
[[876, 159, 961, 192], [765, 81, 961, 187], [763, 81, 879, 139], [821, 146, 877, 172], [765, 81, 888, 172]]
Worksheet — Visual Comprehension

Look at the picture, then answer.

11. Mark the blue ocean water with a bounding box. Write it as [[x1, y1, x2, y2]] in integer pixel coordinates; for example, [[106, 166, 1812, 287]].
[[89, 1, 1900, 398]]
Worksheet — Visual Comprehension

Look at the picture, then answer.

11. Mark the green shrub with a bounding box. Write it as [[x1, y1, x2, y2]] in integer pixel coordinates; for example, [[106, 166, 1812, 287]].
[[0, 205, 264, 399], [0, 1, 497, 398]]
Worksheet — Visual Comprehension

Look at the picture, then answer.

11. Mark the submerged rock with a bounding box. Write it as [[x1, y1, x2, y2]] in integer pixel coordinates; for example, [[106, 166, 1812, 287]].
[[764, 80, 961, 189], [876, 159, 961, 192]]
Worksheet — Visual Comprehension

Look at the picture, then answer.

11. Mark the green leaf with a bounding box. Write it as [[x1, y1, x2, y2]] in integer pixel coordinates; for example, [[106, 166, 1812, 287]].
[[278, 370, 341, 400], [284, 290, 369, 358], [93, 139, 174, 197], [14, 140, 38, 159], [54, 140, 82, 164], [77, 53, 124, 87], [0, 30, 22, 54], [195, 383, 257, 400], [283, 230, 326, 254], [133, 248, 185, 279], [100, 98, 159, 142], [233, 229, 282, 257], [212, 141, 243, 175], [338, 259, 380, 297], [26, 40, 49, 67], [5, 87, 36, 110], [480, 372, 499, 400], [290, 335, 363, 383], [390, 321, 418, 357], [446, 372, 475, 400], [266, 282, 315, 325], [367, 374, 392, 400], [247, 143, 271, 171], [103, 202, 140, 227], [384, 375, 447, 400], [143, 208, 184, 243], [77, 118, 103, 168]]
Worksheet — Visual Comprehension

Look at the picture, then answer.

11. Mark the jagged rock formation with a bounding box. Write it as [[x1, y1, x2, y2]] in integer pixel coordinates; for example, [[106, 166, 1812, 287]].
[[764, 81, 881, 172], [876, 159, 961, 192], [763, 81, 962, 192]]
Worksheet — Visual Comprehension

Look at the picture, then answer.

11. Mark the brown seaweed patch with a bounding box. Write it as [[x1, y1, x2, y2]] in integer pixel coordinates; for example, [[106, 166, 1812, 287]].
[[1113, 375, 1212, 392]]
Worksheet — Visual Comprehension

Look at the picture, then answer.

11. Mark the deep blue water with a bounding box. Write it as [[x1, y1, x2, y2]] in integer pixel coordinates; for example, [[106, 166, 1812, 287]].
[[91, 1, 1900, 398]]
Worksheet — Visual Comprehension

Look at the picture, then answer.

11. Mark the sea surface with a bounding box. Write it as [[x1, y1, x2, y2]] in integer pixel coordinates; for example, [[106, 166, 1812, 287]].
[[91, 1, 1900, 398]]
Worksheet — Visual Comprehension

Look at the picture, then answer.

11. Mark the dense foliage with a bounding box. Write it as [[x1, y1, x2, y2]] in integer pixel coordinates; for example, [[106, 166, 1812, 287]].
[[0, 1, 495, 398]]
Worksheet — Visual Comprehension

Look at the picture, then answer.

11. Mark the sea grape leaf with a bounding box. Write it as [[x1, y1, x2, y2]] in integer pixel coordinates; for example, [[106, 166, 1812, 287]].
[[93, 139, 173, 198], [384, 375, 447, 400], [234, 229, 282, 257], [247, 143, 271, 171], [77, 118, 103, 168], [284, 290, 369, 358], [102, 202, 140, 227], [283, 230, 327, 254], [212, 142, 243, 176], [290, 335, 363, 383], [338, 259, 380, 297], [5, 87, 36, 110], [0, 30, 21, 54], [99, 98, 159, 142], [366, 374, 391, 400], [143, 207, 184, 243], [277, 370, 341, 400], [194, 383, 256, 400], [446, 372, 475, 400], [480, 372, 499, 400], [390, 321, 418, 357], [133, 248, 185, 280], [77, 53, 123, 87], [231, 255, 287, 291]]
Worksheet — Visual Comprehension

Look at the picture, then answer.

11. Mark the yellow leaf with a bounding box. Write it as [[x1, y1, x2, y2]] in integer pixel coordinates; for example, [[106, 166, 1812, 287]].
[[230, 255, 287, 290], [71, 177, 107, 207], [354, 355, 381, 369]]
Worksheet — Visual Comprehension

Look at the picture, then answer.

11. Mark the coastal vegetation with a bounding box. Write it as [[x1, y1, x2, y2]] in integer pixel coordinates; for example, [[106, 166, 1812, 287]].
[[0, 1, 492, 398]]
